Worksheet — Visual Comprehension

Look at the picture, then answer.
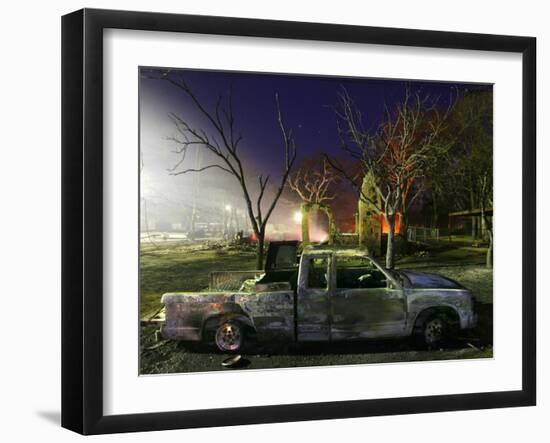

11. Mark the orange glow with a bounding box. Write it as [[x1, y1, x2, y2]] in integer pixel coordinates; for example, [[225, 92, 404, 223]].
[[381, 213, 402, 234]]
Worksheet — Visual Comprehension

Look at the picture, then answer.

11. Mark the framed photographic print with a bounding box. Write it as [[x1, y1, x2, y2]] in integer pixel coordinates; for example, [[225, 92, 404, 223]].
[[61, 8, 536, 435]]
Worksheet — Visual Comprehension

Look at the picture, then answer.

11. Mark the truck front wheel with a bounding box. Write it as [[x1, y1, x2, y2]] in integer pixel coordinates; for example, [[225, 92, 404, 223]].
[[214, 321, 244, 352], [422, 315, 447, 347]]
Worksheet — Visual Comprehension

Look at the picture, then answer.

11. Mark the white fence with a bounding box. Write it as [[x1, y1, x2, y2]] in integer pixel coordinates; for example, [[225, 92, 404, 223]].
[[407, 226, 440, 242]]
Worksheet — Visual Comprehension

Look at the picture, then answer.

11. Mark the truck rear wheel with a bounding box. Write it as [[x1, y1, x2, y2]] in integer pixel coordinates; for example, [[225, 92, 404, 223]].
[[214, 321, 244, 352]]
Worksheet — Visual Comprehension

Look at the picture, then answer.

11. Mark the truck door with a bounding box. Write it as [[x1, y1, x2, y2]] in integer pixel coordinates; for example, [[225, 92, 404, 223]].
[[296, 254, 331, 341], [331, 255, 406, 339]]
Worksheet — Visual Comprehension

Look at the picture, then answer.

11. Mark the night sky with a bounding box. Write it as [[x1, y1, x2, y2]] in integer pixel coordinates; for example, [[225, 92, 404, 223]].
[[139, 67, 492, 233]]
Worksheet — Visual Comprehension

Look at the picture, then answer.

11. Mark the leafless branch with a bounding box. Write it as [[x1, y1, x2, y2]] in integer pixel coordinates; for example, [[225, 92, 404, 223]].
[[289, 158, 339, 204], [169, 164, 234, 176]]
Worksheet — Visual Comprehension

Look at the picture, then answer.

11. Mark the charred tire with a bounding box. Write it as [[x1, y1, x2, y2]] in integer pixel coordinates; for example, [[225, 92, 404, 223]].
[[413, 310, 454, 348], [413, 307, 461, 348], [214, 320, 245, 353], [422, 314, 448, 347]]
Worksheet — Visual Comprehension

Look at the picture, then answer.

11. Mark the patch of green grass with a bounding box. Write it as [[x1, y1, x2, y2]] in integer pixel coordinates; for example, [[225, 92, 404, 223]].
[[432, 266, 493, 303]]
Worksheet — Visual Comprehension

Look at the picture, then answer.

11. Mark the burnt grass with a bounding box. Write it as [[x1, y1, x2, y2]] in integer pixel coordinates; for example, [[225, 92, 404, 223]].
[[140, 240, 493, 374]]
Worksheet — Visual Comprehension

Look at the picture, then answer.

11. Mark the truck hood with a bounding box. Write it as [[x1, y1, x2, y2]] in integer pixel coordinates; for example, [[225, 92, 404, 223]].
[[400, 270, 464, 289]]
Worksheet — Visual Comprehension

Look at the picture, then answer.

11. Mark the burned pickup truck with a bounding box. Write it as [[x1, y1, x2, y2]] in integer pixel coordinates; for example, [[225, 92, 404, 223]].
[[160, 242, 477, 352]]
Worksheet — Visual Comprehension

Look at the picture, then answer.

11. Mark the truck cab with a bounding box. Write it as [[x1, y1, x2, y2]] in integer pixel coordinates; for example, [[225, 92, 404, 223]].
[[295, 249, 406, 341]]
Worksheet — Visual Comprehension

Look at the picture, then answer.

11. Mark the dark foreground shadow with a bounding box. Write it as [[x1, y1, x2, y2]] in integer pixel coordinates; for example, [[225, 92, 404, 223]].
[[179, 331, 491, 357]]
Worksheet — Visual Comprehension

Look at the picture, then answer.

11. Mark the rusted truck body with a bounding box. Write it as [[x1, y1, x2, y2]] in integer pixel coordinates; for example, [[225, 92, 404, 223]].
[[161, 242, 477, 351]]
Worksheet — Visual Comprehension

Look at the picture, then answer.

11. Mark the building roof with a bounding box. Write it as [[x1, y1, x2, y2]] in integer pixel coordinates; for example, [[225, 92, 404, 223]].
[[448, 208, 493, 217]]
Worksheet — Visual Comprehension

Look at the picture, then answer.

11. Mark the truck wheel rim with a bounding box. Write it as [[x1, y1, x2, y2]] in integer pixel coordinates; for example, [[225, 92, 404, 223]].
[[425, 318, 444, 344], [216, 323, 242, 351]]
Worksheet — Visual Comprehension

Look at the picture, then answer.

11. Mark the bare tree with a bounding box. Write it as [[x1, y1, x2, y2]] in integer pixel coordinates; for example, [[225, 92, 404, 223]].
[[436, 90, 493, 266], [288, 158, 338, 204], [328, 88, 451, 269], [288, 158, 338, 244], [150, 70, 297, 269], [424, 89, 492, 237]]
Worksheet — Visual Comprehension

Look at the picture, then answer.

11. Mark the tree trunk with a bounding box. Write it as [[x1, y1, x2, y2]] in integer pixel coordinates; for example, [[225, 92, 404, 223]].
[[486, 229, 493, 268], [301, 203, 310, 245], [255, 233, 265, 270], [481, 203, 492, 268], [432, 197, 439, 229], [325, 207, 336, 245], [480, 205, 486, 243], [385, 215, 395, 269], [470, 190, 477, 240], [480, 212, 488, 241]]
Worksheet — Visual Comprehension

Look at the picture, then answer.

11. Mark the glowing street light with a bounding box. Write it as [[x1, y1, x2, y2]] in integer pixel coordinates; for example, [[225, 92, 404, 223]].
[[225, 204, 232, 212], [293, 211, 302, 224]]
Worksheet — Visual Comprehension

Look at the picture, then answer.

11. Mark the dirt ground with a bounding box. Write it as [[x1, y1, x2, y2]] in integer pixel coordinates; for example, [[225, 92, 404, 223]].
[[139, 239, 493, 374]]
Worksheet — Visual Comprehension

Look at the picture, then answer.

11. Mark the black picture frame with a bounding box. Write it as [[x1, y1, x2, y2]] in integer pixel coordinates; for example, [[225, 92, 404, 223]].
[[61, 8, 536, 435]]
